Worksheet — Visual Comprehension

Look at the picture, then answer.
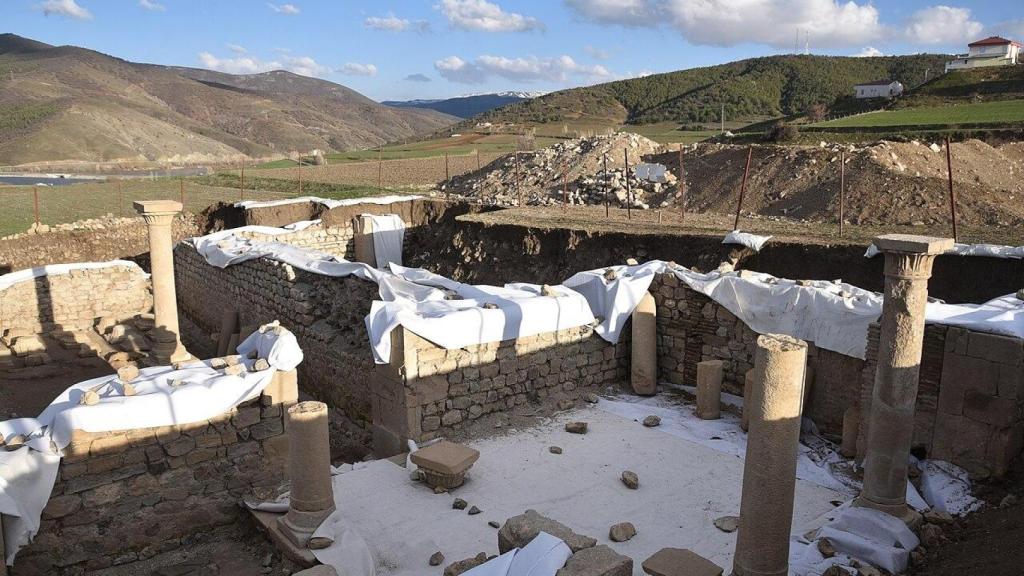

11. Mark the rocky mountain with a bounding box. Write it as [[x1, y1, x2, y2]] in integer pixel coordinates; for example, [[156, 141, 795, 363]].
[[383, 91, 543, 119], [0, 34, 457, 166]]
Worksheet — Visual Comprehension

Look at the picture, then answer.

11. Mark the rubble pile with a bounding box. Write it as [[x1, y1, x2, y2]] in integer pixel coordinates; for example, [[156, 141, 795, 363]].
[[443, 133, 666, 208]]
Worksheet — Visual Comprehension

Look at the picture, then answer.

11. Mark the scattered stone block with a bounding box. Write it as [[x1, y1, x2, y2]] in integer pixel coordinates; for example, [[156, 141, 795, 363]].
[[430, 551, 445, 566], [641, 548, 723, 576], [410, 440, 480, 489], [585, 393, 599, 404], [557, 545, 632, 576], [444, 552, 488, 576], [468, 506, 481, 515], [621, 470, 639, 490], [223, 364, 245, 376], [498, 509, 597, 554], [609, 522, 636, 542], [488, 520, 500, 528], [452, 498, 468, 510], [642, 415, 661, 427], [254, 358, 271, 371], [308, 537, 333, 550], [817, 537, 835, 558], [565, 422, 588, 434], [713, 516, 738, 533], [117, 364, 139, 382], [549, 446, 563, 454]]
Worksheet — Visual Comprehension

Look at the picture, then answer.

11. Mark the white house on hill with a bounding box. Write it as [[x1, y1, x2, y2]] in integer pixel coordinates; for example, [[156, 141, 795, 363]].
[[853, 80, 904, 99], [945, 36, 1021, 72]]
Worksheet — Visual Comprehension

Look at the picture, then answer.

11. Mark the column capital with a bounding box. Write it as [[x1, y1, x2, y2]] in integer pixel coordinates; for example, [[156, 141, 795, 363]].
[[875, 234, 954, 280], [133, 200, 182, 225]]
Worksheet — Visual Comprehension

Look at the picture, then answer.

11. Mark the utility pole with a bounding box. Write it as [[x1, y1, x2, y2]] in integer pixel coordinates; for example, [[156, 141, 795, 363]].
[[721, 103, 725, 135], [624, 148, 632, 221]]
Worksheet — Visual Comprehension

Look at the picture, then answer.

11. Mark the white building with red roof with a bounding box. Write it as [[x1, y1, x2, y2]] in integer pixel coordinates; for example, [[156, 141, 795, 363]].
[[945, 36, 1021, 72], [853, 80, 904, 99]]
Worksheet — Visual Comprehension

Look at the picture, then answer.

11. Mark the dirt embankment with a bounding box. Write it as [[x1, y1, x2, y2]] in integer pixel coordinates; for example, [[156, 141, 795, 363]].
[[446, 134, 1024, 227]]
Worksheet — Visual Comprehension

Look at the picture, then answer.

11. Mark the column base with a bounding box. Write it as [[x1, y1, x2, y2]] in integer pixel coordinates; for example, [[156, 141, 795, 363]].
[[277, 505, 336, 549], [852, 495, 923, 529]]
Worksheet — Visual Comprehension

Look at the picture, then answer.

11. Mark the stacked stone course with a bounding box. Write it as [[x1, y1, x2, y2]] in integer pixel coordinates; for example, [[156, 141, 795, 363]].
[[14, 384, 292, 575], [0, 265, 151, 337]]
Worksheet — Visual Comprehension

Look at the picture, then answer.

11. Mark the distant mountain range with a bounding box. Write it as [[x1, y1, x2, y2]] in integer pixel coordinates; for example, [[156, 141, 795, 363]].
[[383, 91, 545, 119], [0, 33, 456, 166]]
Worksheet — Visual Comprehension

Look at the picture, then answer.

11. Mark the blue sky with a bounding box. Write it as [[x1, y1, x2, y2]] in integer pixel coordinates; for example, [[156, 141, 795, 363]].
[[5, 1, 1022, 101]]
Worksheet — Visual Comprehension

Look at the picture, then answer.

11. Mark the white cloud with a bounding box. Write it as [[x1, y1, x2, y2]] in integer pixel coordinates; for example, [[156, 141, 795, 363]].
[[267, 3, 300, 15], [855, 46, 884, 57], [989, 19, 1024, 39], [904, 6, 983, 45], [584, 45, 611, 60], [405, 73, 432, 82], [198, 52, 327, 77], [139, 0, 165, 12], [227, 43, 247, 54], [340, 62, 379, 77], [565, 0, 883, 48], [435, 54, 611, 84], [564, 0, 654, 26], [37, 0, 92, 20], [438, 0, 543, 32], [365, 13, 410, 31]]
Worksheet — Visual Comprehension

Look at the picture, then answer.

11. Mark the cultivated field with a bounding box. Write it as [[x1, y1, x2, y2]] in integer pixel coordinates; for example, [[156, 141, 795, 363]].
[[254, 151, 506, 187], [812, 99, 1024, 128]]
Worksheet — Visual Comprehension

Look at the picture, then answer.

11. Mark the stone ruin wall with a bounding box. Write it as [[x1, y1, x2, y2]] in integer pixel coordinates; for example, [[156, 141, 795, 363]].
[[861, 324, 1024, 477], [13, 377, 294, 575], [648, 272, 863, 436], [0, 265, 152, 340], [174, 243, 380, 429], [372, 325, 629, 454], [0, 215, 201, 274]]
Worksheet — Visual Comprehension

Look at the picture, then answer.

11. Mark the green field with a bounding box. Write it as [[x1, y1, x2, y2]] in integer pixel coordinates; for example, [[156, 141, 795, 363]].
[[812, 99, 1024, 128]]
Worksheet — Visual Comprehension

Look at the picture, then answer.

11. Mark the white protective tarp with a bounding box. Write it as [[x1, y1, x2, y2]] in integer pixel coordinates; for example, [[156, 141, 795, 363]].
[[562, 261, 663, 342], [464, 532, 571, 576], [235, 195, 422, 211], [366, 214, 405, 269], [722, 230, 773, 252], [0, 325, 303, 566], [367, 265, 597, 364], [0, 260, 146, 291], [865, 242, 1024, 259]]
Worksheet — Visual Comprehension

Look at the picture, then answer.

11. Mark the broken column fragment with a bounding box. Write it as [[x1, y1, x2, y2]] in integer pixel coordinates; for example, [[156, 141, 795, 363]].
[[409, 440, 480, 490], [733, 334, 808, 576], [352, 215, 376, 266], [642, 547, 723, 576], [631, 292, 657, 395], [278, 401, 335, 547], [696, 360, 723, 420], [855, 234, 953, 525], [498, 509, 597, 554]]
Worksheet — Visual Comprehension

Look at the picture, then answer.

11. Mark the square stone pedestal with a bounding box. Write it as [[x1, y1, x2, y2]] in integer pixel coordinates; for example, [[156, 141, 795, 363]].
[[410, 440, 480, 489], [642, 548, 723, 576], [251, 510, 317, 567]]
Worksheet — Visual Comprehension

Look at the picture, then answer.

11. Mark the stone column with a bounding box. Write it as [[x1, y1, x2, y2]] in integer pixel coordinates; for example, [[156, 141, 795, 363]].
[[279, 401, 336, 547], [840, 407, 860, 458], [733, 334, 807, 576], [696, 360, 723, 420], [133, 200, 190, 365], [741, 368, 755, 432], [855, 234, 952, 524], [631, 292, 657, 395], [0, 514, 6, 576], [353, 215, 376, 266]]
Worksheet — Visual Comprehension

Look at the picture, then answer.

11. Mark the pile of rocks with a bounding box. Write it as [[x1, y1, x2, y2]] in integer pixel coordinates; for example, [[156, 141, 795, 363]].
[[2, 212, 199, 241], [443, 132, 666, 208]]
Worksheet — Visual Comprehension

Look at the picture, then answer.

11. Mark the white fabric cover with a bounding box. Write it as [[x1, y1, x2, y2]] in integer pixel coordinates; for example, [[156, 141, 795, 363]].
[[463, 532, 571, 576], [235, 195, 422, 210], [562, 261, 662, 342], [865, 242, 1024, 259], [0, 260, 145, 291], [0, 326, 303, 566], [919, 460, 983, 516], [723, 230, 773, 252], [366, 214, 405, 269], [815, 506, 919, 574]]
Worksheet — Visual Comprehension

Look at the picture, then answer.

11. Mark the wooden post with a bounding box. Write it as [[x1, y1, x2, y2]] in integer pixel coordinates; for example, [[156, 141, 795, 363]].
[[117, 179, 123, 214], [297, 162, 302, 195], [733, 146, 753, 231], [33, 186, 40, 226], [476, 149, 481, 171], [444, 153, 450, 182], [378, 147, 383, 191], [603, 154, 609, 217], [678, 145, 686, 224], [179, 178, 184, 206], [945, 137, 958, 243], [240, 162, 245, 201], [839, 150, 845, 237], [624, 148, 632, 220], [514, 152, 522, 207]]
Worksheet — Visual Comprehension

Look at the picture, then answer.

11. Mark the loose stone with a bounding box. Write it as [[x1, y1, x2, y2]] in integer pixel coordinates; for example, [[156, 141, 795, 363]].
[[565, 422, 588, 434], [488, 521, 500, 529], [584, 393, 599, 403], [609, 522, 637, 542], [713, 516, 739, 533], [468, 505, 481, 515], [642, 415, 661, 427], [621, 470, 639, 490], [549, 446, 563, 454], [429, 551, 445, 566], [452, 498, 468, 510]]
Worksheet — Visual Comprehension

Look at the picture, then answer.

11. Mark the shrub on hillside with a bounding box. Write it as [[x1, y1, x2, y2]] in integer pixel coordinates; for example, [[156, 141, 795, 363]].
[[806, 103, 829, 122], [766, 121, 799, 142]]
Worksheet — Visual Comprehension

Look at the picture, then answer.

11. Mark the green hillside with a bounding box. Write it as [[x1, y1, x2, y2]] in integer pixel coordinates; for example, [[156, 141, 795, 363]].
[[894, 65, 1024, 108], [470, 54, 949, 128]]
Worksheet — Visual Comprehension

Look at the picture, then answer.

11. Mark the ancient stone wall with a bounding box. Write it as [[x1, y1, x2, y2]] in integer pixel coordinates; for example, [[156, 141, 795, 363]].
[[13, 376, 295, 575], [0, 264, 152, 338], [237, 221, 357, 260], [649, 272, 865, 436], [0, 215, 201, 273], [372, 324, 628, 455], [174, 244, 379, 428]]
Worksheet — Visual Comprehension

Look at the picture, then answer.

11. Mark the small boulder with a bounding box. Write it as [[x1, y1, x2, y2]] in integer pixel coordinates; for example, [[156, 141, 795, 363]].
[[713, 516, 738, 533], [429, 552, 445, 566], [452, 498, 468, 510], [498, 509, 597, 554], [565, 422, 588, 434], [609, 522, 637, 542], [584, 393, 599, 404], [468, 506, 481, 515], [816, 537, 835, 558], [444, 552, 488, 576], [621, 470, 639, 490], [307, 536, 333, 550], [549, 446, 563, 455], [642, 415, 661, 427], [556, 545, 632, 576]]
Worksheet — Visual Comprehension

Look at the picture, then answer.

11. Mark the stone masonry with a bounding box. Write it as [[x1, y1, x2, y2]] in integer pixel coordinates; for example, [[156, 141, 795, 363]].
[[0, 265, 152, 338], [372, 324, 629, 455], [13, 379, 294, 575]]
